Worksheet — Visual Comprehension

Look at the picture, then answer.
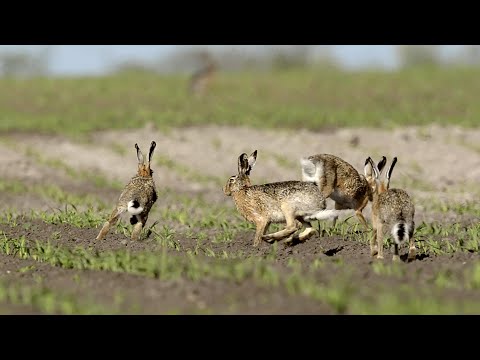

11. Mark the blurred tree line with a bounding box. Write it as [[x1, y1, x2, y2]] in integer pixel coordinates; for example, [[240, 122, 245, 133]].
[[395, 45, 480, 68], [114, 45, 339, 74], [100, 45, 480, 74], [2, 45, 480, 78], [0, 46, 51, 77]]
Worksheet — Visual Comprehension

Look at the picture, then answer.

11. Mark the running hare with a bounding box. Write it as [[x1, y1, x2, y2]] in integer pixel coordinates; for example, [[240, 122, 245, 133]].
[[223, 150, 349, 246], [189, 57, 216, 97], [301, 154, 387, 230], [367, 156, 416, 262], [96, 141, 158, 242]]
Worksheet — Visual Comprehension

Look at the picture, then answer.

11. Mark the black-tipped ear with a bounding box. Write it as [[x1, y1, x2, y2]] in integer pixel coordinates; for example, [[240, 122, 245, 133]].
[[377, 156, 387, 173], [246, 150, 257, 175], [386, 157, 397, 181], [364, 157, 373, 177], [149, 141, 156, 162], [136, 143, 144, 164], [238, 153, 249, 175], [368, 157, 379, 179]]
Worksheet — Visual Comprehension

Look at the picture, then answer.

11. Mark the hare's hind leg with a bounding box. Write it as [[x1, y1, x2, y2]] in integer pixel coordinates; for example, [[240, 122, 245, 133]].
[[355, 197, 370, 231], [297, 220, 317, 241], [96, 207, 123, 241], [376, 222, 384, 259], [392, 244, 400, 262], [407, 223, 416, 262], [262, 204, 302, 243], [131, 212, 150, 241], [285, 220, 317, 245], [370, 215, 379, 257]]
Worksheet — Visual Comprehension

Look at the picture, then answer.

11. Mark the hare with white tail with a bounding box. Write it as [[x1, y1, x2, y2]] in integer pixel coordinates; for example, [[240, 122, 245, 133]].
[[366, 156, 416, 262], [96, 141, 158, 242], [300, 153, 386, 231], [223, 150, 351, 247]]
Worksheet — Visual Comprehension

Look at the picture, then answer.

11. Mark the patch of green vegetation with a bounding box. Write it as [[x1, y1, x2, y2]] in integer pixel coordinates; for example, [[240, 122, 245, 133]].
[[1, 67, 480, 137], [424, 198, 480, 217], [372, 262, 406, 277], [0, 179, 105, 209], [465, 263, 480, 290], [0, 180, 27, 194], [1, 231, 468, 315], [432, 269, 459, 289], [414, 222, 480, 256], [320, 217, 480, 258], [33, 206, 105, 228], [18, 265, 36, 273], [351, 287, 480, 315], [0, 281, 120, 315]]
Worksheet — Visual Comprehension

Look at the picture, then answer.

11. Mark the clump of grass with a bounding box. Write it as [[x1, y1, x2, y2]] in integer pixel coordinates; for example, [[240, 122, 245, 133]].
[[413, 222, 480, 255], [32, 206, 105, 228]]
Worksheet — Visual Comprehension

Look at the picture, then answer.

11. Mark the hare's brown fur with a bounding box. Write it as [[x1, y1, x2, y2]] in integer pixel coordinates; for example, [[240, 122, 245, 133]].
[[301, 154, 378, 229], [96, 141, 158, 242], [189, 57, 216, 97], [225, 151, 344, 247], [368, 157, 416, 262]]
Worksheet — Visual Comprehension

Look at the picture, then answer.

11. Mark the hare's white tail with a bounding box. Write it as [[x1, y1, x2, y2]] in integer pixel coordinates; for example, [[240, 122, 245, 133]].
[[300, 157, 323, 183], [391, 221, 410, 244], [127, 200, 144, 215], [305, 209, 352, 221]]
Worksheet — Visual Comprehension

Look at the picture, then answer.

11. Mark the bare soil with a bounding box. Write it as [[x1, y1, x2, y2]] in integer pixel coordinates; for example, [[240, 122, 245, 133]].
[[0, 124, 479, 314]]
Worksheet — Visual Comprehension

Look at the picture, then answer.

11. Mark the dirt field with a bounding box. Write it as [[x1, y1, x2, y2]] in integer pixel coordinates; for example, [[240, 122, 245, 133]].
[[0, 124, 479, 314]]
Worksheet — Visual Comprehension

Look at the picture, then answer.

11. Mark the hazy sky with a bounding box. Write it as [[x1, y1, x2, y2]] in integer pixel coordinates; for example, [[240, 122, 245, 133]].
[[0, 45, 466, 75]]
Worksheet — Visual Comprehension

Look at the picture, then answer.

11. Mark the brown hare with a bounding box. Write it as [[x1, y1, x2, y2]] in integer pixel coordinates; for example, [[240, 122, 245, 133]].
[[224, 150, 351, 247], [300, 153, 387, 230], [189, 58, 216, 97], [366, 156, 416, 262], [96, 141, 158, 242]]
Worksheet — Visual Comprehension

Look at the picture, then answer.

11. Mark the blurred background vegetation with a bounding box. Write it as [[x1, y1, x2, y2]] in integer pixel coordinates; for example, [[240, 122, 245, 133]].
[[0, 45, 479, 137], [3, 45, 480, 77]]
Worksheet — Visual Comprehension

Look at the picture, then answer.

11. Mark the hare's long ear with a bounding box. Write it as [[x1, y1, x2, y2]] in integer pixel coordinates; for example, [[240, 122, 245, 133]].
[[368, 157, 380, 180], [238, 153, 250, 175], [385, 157, 397, 189], [364, 157, 373, 177], [135, 143, 145, 164], [246, 150, 257, 176], [377, 156, 387, 174], [149, 141, 156, 163]]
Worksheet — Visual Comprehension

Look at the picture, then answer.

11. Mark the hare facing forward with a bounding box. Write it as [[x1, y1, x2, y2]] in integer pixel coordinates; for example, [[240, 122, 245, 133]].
[[96, 141, 158, 242], [367, 156, 416, 262], [223, 150, 349, 246], [300, 153, 386, 230]]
